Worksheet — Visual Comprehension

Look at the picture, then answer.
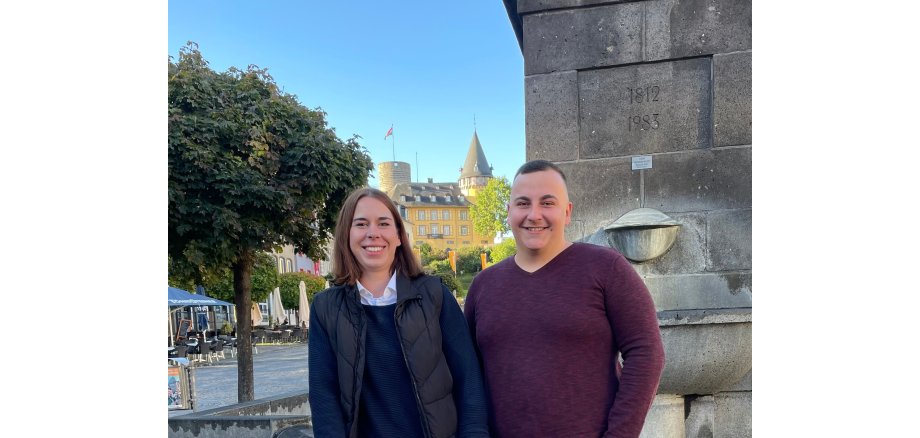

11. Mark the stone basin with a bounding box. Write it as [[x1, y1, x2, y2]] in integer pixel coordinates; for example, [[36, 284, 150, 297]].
[[656, 308, 751, 395]]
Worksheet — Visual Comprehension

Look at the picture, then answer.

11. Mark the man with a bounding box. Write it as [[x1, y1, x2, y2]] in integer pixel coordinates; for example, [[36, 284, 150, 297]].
[[465, 160, 665, 438]]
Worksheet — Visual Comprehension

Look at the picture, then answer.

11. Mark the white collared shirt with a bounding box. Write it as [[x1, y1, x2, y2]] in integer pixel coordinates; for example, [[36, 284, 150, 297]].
[[357, 272, 398, 306]]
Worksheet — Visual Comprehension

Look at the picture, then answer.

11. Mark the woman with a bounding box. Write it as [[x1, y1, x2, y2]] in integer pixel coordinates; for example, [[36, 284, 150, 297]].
[[308, 188, 489, 438]]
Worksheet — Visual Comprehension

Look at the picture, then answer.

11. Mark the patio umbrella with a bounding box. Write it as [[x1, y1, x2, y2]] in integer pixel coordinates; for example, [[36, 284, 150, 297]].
[[272, 287, 286, 326], [298, 281, 310, 328], [251, 302, 263, 327]]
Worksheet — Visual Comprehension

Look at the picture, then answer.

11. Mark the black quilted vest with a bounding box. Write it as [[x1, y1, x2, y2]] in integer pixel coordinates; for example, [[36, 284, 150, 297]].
[[312, 274, 457, 438]]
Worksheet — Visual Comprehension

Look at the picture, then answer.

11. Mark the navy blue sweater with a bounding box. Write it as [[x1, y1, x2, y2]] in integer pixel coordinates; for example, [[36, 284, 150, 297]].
[[357, 304, 426, 437], [309, 286, 489, 438]]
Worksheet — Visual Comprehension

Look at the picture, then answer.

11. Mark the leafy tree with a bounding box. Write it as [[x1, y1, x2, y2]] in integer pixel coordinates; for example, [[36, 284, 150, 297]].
[[469, 176, 511, 239], [278, 271, 327, 309], [429, 271, 461, 296], [456, 246, 487, 274], [417, 242, 433, 264], [203, 252, 278, 304], [425, 259, 453, 275], [168, 42, 373, 402], [489, 238, 517, 264]]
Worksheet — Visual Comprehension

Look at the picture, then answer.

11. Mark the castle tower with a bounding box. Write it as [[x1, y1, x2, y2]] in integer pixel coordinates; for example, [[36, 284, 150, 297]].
[[377, 161, 411, 195], [458, 131, 493, 198]]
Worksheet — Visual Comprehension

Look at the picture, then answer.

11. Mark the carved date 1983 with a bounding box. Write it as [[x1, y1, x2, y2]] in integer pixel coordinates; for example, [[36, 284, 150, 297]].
[[627, 114, 660, 131]]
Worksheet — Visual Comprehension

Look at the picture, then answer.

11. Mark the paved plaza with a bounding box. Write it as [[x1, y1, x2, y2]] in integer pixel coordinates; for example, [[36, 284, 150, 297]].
[[169, 343, 309, 417]]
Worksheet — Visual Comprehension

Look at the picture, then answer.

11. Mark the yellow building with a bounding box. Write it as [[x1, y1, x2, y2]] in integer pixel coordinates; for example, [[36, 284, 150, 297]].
[[384, 130, 495, 253], [389, 182, 492, 253]]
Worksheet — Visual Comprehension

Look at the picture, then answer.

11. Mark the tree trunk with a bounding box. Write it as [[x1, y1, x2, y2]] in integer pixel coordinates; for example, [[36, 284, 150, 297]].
[[233, 249, 255, 402]]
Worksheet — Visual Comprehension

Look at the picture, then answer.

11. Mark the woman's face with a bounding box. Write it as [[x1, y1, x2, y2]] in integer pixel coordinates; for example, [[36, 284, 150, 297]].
[[349, 196, 401, 277]]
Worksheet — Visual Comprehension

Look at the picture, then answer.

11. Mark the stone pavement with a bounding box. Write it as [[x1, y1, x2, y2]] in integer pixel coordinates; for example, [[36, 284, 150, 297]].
[[169, 343, 309, 417]]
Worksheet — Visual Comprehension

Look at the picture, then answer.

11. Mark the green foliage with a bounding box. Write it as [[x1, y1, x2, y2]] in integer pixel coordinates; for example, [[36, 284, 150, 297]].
[[469, 176, 511, 239], [278, 271, 328, 308], [168, 42, 372, 400], [489, 238, 517, 264], [422, 246, 448, 266], [203, 252, 278, 303], [425, 259, 452, 274], [456, 246, 487, 274], [456, 272, 476, 298], [220, 321, 234, 335], [417, 242, 432, 259], [168, 41, 373, 271], [432, 272, 461, 296]]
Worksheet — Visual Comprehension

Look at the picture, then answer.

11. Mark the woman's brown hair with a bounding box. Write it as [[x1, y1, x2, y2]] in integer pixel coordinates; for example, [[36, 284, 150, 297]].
[[331, 187, 423, 285]]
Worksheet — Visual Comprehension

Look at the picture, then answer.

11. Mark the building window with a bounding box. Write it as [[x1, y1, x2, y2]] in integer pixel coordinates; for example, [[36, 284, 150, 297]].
[[442, 210, 450, 220], [418, 225, 427, 236], [431, 224, 440, 234], [481, 240, 489, 244], [447, 240, 454, 244], [461, 226, 469, 236], [463, 241, 470, 245], [443, 225, 451, 236], [286, 259, 293, 273], [430, 210, 439, 220], [460, 211, 468, 220], [417, 210, 426, 221], [277, 256, 284, 273]]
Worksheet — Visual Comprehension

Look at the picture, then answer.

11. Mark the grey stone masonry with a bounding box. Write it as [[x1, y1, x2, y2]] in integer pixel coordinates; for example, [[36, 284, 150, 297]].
[[579, 58, 712, 158], [643, 272, 751, 310], [707, 208, 751, 271], [642, 147, 751, 213], [714, 392, 751, 438], [522, 0, 752, 75], [526, 70, 579, 161], [556, 148, 750, 242], [518, 0, 627, 15], [523, 2, 643, 75], [713, 51, 752, 147]]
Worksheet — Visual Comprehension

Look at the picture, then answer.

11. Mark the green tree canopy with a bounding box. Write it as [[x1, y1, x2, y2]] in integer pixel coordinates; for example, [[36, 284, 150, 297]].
[[456, 246, 488, 274], [196, 252, 279, 304], [168, 42, 372, 402], [489, 237, 517, 265], [278, 271, 327, 309], [469, 176, 511, 239]]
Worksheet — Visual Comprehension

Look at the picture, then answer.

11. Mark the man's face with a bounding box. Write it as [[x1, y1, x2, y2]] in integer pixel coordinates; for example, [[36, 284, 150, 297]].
[[507, 169, 572, 254]]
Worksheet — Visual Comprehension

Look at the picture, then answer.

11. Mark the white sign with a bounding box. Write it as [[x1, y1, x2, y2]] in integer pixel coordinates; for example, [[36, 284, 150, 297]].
[[632, 155, 652, 170]]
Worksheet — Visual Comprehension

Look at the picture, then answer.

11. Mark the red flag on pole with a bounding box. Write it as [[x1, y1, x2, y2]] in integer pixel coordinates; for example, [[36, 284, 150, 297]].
[[384, 126, 393, 139]]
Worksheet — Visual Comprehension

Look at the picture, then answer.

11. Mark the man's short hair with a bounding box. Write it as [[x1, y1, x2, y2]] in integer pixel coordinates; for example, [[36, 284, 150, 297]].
[[514, 159, 567, 183]]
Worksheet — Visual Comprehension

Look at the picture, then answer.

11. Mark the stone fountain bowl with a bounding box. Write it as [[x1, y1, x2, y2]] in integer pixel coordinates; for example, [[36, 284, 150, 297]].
[[605, 208, 680, 263], [608, 225, 681, 262], [655, 308, 751, 395]]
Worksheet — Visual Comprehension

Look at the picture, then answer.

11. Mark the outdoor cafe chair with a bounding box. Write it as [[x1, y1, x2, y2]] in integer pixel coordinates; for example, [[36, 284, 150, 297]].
[[280, 330, 292, 344], [198, 340, 212, 365], [218, 335, 236, 358], [252, 329, 266, 344], [169, 345, 189, 359], [209, 340, 224, 361]]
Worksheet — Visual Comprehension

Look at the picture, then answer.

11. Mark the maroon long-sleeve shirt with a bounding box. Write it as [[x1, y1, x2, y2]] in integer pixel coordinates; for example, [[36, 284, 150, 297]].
[[465, 243, 665, 438]]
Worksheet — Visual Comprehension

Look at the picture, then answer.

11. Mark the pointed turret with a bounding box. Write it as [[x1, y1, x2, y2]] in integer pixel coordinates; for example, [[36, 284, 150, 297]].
[[458, 130, 493, 198]]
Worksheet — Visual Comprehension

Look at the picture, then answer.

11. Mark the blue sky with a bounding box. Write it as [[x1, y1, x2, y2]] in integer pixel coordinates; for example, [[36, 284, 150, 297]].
[[168, 0, 525, 187]]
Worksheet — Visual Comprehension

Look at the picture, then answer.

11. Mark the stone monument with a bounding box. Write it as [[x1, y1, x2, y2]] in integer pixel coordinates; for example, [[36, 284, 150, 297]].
[[501, 0, 752, 436]]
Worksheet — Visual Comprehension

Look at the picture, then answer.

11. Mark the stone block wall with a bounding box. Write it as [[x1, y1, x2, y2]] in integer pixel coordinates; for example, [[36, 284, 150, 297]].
[[513, 0, 752, 312], [504, 0, 751, 436]]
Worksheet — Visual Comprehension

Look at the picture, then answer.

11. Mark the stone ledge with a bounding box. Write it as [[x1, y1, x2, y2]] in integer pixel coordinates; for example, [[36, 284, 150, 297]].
[[658, 307, 751, 326]]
